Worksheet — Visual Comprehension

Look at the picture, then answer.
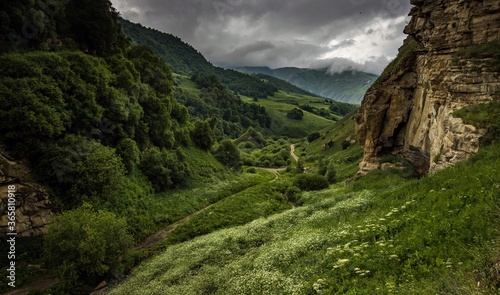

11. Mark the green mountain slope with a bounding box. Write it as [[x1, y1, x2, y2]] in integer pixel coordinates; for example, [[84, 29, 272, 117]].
[[253, 73, 321, 97], [237, 66, 378, 104], [121, 19, 276, 99], [120, 19, 214, 75], [107, 114, 500, 294]]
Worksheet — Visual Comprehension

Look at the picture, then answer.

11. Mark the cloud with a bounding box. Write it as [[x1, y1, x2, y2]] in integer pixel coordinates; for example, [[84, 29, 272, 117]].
[[110, 0, 412, 74], [321, 56, 391, 75]]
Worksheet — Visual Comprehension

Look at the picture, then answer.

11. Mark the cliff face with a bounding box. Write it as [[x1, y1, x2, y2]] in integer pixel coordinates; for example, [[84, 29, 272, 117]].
[[356, 0, 500, 175], [0, 148, 53, 237]]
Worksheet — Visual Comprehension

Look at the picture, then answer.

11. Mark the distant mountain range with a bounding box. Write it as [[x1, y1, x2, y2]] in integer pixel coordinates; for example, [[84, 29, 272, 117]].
[[121, 19, 374, 104], [235, 67, 378, 104]]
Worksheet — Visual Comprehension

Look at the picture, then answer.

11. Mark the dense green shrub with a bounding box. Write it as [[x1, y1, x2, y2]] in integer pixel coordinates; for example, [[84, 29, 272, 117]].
[[39, 135, 125, 208], [287, 108, 304, 120], [44, 205, 133, 292], [295, 159, 305, 173], [307, 132, 321, 142], [191, 119, 215, 151], [139, 147, 191, 192], [116, 138, 140, 173], [342, 140, 351, 150], [293, 173, 329, 191], [212, 139, 241, 170], [246, 167, 257, 174]]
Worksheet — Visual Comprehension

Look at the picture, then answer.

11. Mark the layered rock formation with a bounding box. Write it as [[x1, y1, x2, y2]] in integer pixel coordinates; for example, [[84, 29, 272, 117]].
[[0, 147, 53, 237], [356, 0, 500, 174]]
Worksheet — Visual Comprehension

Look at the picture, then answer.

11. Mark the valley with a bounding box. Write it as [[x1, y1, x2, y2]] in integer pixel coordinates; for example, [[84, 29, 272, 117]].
[[0, 0, 499, 294]]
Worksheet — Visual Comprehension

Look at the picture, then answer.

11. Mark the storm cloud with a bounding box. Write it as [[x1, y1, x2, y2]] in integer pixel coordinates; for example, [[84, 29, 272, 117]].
[[110, 0, 412, 74]]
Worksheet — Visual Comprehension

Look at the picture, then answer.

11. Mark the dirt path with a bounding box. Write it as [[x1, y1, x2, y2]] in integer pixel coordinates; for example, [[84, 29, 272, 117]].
[[261, 167, 286, 180], [135, 202, 217, 250], [290, 144, 299, 162]]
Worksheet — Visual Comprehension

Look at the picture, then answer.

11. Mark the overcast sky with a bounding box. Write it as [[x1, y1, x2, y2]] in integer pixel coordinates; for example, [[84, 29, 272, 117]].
[[110, 0, 412, 75]]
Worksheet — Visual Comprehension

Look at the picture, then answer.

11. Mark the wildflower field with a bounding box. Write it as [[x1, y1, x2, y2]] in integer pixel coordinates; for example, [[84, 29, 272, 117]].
[[109, 143, 500, 294]]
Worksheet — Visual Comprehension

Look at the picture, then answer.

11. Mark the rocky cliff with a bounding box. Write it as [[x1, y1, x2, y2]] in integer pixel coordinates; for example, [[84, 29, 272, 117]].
[[356, 0, 500, 175], [0, 147, 53, 237]]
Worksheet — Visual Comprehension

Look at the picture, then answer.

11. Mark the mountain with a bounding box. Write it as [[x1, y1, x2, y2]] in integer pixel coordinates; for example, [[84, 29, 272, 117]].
[[236, 66, 378, 104], [120, 19, 277, 99], [120, 19, 214, 75], [252, 73, 322, 98], [356, 0, 500, 175]]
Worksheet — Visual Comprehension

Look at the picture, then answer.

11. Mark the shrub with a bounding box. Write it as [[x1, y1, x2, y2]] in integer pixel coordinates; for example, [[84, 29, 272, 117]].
[[342, 140, 351, 150], [246, 167, 257, 174], [191, 119, 215, 151], [44, 135, 125, 207], [139, 147, 191, 191], [116, 138, 140, 173], [285, 186, 301, 202], [295, 159, 305, 173], [286, 108, 304, 120], [44, 205, 133, 291], [307, 132, 321, 142], [212, 139, 241, 170], [293, 174, 329, 191]]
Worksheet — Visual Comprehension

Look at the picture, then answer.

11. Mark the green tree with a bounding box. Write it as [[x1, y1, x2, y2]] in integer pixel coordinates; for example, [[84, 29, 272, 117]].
[[116, 138, 140, 173], [293, 174, 329, 191], [295, 159, 305, 173], [139, 147, 190, 191], [62, 0, 129, 55], [307, 132, 321, 142], [212, 139, 241, 170], [44, 205, 133, 291], [287, 108, 304, 120], [191, 119, 215, 151]]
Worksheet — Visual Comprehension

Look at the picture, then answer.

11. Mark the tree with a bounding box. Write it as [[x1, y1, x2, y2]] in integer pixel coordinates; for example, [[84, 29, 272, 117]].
[[116, 138, 140, 173], [44, 205, 133, 291], [287, 108, 304, 120], [191, 119, 215, 151], [295, 159, 305, 173], [62, 0, 129, 55], [41, 135, 125, 208], [293, 174, 329, 191], [139, 147, 190, 192], [307, 132, 321, 142], [212, 139, 241, 170]]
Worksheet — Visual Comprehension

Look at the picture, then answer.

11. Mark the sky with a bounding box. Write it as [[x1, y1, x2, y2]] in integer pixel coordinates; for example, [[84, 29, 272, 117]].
[[110, 0, 412, 75]]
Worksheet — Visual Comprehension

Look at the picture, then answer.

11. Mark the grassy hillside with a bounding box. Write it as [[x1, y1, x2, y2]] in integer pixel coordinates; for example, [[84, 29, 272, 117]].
[[107, 140, 500, 295], [240, 92, 335, 138], [237, 66, 378, 104], [294, 112, 364, 180], [254, 73, 321, 97]]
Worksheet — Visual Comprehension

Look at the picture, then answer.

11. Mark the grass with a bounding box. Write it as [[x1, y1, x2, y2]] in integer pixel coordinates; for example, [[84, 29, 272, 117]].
[[453, 102, 500, 147], [295, 111, 364, 181], [164, 171, 291, 245], [173, 74, 201, 94], [453, 40, 500, 72], [106, 141, 500, 294], [241, 92, 335, 138], [375, 39, 418, 85]]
